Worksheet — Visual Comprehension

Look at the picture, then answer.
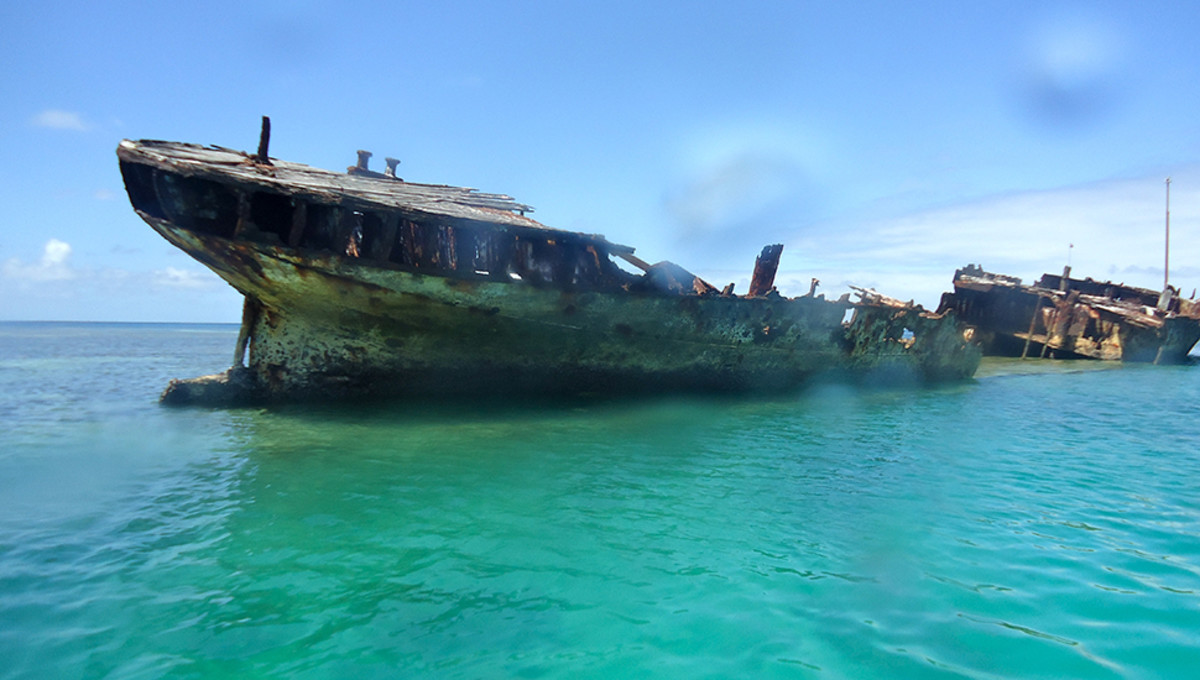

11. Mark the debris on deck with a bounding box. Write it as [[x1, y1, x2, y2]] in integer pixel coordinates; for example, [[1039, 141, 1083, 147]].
[[937, 264, 1200, 363], [118, 119, 982, 405]]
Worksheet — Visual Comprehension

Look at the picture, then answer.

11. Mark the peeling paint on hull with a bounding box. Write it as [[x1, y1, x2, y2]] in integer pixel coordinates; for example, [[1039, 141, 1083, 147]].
[[149, 218, 978, 404], [118, 135, 980, 405]]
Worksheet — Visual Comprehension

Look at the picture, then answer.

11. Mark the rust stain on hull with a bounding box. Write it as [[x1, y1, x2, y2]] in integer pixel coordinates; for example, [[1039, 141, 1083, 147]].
[[937, 264, 1200, 363], [117, 126, 980, 405]]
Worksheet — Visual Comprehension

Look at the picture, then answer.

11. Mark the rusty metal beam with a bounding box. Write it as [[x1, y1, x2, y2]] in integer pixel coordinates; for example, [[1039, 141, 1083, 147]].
[[614, 250, 652, 272], [749, 244, 784, 297], [1020, 294, 1041, 359], [255, 116, 272, 165]]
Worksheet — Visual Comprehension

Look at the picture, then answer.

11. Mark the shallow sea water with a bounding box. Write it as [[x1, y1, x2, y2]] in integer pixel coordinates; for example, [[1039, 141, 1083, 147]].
[[2, 322, 1199, 679]]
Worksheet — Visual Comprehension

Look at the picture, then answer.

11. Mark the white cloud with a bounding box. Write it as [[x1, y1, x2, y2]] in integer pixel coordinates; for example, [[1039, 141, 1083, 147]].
[[153, 266, 218, 289], [689, 170, 1200, 309], [43, 239, 71, 264], [862, 175, 1189, 279], [3, 239, 76, 282], [0, 245, 242, 321], [3, 243, 217, 291], [30, 109, 90, 131]]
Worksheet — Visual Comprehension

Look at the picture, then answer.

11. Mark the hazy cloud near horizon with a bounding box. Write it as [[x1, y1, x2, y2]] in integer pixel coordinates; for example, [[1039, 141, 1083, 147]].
[[1, 239, 240, 321], [5, 167, 1195, 320], [30, 109, 90, 131], [2, 239, 75, 283], [692, 170, 1198, 309]]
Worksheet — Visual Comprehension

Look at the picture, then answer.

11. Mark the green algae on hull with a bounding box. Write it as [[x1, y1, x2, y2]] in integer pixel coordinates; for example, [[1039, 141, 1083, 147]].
[[118, 132, 980, 405]]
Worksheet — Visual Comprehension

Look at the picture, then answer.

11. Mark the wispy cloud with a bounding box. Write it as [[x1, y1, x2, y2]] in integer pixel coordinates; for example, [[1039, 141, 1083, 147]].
[[0, 242, 240, 322], [30, 109, 90, 131], [3, 239, 76, 282], [691, 170, 1199, 308], [0, 256, 240, 321], [3, 240, 222, 293], [153, 266, 219, 289]]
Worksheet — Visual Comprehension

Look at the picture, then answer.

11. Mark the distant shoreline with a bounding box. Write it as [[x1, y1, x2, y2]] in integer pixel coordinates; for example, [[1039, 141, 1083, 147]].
[[0, 320, 239, 328]]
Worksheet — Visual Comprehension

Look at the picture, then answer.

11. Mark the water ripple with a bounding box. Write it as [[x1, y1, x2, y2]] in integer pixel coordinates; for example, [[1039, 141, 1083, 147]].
[[4, 328, 1200, 678]]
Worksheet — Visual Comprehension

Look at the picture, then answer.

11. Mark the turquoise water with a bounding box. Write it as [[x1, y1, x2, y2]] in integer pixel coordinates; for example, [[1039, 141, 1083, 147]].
[[2, 322, 1199, 679]]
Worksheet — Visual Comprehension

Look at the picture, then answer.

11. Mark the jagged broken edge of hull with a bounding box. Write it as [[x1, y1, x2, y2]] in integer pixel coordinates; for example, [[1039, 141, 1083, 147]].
[[938, 263, 1200, 363], [117, 121, 981, 406]]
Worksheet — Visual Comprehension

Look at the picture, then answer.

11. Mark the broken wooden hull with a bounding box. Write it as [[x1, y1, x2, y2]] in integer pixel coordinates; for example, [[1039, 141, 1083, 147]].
[[145, 216, 979, 404], [938, 265, 1200, 363], [118, 135, 980, 405]]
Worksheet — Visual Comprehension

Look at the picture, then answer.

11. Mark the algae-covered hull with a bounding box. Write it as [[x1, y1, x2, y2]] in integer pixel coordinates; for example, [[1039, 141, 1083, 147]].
[[118, 128, 979, 405]]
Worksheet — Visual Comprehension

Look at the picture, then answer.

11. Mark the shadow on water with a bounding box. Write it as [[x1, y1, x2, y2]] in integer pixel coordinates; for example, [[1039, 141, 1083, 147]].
[[190, 358, 986, 429]]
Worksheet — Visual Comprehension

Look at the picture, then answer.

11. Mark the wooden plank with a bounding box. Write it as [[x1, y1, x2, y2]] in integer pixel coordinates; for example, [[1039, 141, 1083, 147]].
[[376, 213, 398, 262], [118, 139, 648, 263], [287, 200, 307, 248]]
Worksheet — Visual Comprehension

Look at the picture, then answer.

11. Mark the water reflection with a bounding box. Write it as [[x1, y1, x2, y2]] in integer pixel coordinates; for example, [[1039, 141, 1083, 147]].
[[7, 360, 1200, 678]]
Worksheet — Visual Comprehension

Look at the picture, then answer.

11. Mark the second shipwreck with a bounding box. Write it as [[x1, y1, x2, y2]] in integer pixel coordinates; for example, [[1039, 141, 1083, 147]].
[[938, 264, 1200, 363], [117, 120, 981, 405]]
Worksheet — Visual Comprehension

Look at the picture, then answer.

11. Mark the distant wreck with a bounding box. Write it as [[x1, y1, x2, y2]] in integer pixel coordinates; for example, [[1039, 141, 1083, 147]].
[[118, 118, 980, 405], [937, 264, 1200, 363]]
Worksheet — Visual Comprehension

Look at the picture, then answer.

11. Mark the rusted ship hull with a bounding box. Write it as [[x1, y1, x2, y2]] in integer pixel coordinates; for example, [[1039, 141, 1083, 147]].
[[938, 264, 1200, 363], [118, 131, 979, 405]]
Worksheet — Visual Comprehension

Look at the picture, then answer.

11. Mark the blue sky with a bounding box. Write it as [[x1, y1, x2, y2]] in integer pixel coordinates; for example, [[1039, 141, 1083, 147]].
[[3, 0, 1200, 321]]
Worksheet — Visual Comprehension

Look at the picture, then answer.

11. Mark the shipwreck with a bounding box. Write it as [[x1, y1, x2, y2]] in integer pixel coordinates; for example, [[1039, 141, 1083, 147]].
[[118, 119, 980, 405], [937, 264, 1200, 363]]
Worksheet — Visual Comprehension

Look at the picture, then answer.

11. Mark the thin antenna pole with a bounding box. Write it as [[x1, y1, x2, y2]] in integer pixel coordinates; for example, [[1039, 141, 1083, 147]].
[[1165, 177, 1171, 290]]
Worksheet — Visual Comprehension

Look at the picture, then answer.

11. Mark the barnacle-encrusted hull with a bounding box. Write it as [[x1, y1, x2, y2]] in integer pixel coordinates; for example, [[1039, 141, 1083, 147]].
[[118, 136, 979, 405]]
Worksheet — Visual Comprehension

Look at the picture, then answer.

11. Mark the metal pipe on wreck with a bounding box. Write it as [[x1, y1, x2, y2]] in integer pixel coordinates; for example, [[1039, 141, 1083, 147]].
[[1020, 294, 1042, 359], [1165, 176, 1171, 291], [256, 116, 271, 164], [1038, 305, 1059, 359]]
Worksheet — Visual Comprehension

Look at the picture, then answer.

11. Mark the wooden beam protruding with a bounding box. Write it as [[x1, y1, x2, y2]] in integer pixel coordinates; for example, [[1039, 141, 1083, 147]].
[[748, 244, 784, 297]]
